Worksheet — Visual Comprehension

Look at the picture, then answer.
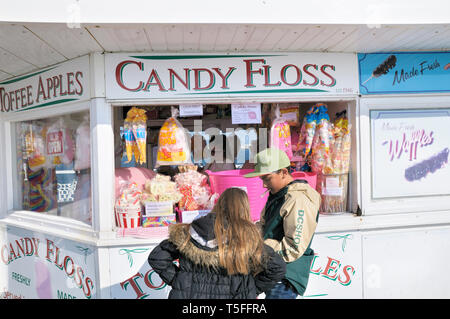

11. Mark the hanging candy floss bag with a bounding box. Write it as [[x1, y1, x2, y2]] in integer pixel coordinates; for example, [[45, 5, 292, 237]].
[[270, 105, 293, 159], [156, 107, 192, 167]]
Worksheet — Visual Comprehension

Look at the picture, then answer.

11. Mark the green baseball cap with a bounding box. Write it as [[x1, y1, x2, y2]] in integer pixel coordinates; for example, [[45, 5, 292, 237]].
[[244, 148, 291, 178]]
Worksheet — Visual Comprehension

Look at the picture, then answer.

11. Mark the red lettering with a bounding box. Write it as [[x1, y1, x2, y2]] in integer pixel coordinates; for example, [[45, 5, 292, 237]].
[[143, 69, 167, 92], [303, 64, 319, 86], [321, 257, 340, 280], [59, 74, 67, 96], [45, 239, 55, 262], [213, 67, 235, 89], [263, 65, 281, 87], [143, 270, 166, 290], [320, 64, 336, 87], [115, 60, 144, 92], [338, 265, 355, 286], [64, 256, 75, 277], [75, 71, 83, 95], [120, 272, 148, 299], [193, 68, 215, 90], [244, 59, 265, 88], [280, 64, 302, 86], [168, 68, 190, 91], [83, 277, 94, 299], [52, 76, 60, 97], [67, 72, 75, 94], [309, 254, 322, 275], [26, 85, 33, 107]]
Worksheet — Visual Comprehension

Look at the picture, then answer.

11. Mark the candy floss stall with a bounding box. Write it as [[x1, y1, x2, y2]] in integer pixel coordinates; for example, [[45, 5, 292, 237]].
[[1, 51, 449, 299]]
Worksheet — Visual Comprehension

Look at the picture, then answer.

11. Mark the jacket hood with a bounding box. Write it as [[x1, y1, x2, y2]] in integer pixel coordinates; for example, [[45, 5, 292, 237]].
[[286, 180, 322, 206], [168, 213, 220, 269]]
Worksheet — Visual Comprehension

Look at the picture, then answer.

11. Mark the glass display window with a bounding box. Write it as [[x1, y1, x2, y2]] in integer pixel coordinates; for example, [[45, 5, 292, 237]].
[[13, 111, 92, 225]]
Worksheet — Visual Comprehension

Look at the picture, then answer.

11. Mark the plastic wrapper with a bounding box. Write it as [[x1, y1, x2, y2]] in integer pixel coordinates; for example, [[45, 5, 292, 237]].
[[174, 170, 211, 211], [23, 124, 47, 172], [317, 173, 348, 214], [270, 105, 293, 159], [141, 174, 183, 203], [115, 182, 142, 208], [45, 118, 74, 167], [296, 105, 319, 158], [156, 107, 192, 167], [310, 104, 332, 174], [124, 107, 147, 165], [279, 105, 300, 126]]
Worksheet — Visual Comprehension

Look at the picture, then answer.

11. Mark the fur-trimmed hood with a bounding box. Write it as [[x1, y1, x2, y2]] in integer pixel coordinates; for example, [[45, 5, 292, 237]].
[[168, 214, 221, 269]]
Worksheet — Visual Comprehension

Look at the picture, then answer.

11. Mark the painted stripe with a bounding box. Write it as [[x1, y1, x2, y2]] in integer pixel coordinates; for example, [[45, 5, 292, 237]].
[[0, 67, 57, 85], [178, 88, 328, 95], [16, 98, 79, 112], [130, 54, 283, 60]]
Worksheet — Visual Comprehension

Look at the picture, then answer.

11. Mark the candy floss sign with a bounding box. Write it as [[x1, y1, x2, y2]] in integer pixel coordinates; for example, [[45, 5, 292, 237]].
[[0, 226, 96, 299], [105, 53, 358, 99], [0, 55, 90, 113], [371, 109, 450, 198]]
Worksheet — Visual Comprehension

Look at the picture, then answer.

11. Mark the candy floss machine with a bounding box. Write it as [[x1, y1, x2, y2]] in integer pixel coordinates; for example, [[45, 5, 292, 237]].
[[206, 169, 268, 221]]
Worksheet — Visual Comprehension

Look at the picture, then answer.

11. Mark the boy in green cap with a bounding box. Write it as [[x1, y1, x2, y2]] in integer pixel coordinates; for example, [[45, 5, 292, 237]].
[[244, 147, 321, 299]]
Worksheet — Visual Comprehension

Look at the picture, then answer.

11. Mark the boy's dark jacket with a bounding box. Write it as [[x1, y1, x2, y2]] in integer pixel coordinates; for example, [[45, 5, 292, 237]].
[[260, 180, 321, 296], [148, 213, 286, 299]]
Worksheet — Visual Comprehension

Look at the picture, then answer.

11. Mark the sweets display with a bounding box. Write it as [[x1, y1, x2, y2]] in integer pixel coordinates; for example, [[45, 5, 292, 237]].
[[156, 107, 192, 166], [296, 104, 319, 158], [141, 174, 182, 204], [174, 170, 212, 211]]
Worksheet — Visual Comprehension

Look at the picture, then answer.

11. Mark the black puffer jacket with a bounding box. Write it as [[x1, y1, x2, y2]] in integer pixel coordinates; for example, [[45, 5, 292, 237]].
[[148, 213, 286, 299]]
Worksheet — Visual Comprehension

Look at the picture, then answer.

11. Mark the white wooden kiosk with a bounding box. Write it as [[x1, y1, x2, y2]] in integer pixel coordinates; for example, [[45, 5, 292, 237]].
[[1, 51, 449, 299]]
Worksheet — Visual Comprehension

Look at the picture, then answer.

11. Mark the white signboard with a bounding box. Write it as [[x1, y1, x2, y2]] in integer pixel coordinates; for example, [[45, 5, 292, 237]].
[[179, 104, 203, 117], [303, 232, 362, 298], [0, 226, 96, 299], [0, 55, 90, 114], [109, 245, 170, 299], [231, 103, 262, 124], [371, 109, 450, 198], [105, 52, 359, 100]]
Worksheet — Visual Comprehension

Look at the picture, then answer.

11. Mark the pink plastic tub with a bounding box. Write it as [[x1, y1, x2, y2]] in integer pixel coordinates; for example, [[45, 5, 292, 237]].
[[205, 169, 268, 222], [291, 171, 317, 190]]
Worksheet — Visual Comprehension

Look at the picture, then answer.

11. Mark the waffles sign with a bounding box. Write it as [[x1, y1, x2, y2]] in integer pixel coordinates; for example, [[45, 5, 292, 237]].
[[0, 55, 90, 113], [105, 53, 358, 99]]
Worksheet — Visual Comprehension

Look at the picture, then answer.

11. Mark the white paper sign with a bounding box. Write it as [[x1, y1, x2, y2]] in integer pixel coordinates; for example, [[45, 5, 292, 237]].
[[179, 104, 203, 117], [231, 103, 262, 124], [371, 109, 450, 198]]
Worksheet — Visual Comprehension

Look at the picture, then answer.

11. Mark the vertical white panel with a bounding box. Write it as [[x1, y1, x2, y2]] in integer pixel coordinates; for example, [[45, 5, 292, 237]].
[[213, 25, 238, 51], [90, 98, 115, 234], [143, 25, 167, 51], [362, 227, 450, 298], [304, 231, 363, 298]]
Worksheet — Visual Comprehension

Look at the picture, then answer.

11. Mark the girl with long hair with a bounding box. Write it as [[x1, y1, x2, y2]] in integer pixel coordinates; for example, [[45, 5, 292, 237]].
[[148, 187, 286, 299]]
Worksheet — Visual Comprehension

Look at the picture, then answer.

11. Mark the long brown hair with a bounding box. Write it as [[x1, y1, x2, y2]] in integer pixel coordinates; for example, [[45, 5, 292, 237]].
[[212, 187, 265, 275]]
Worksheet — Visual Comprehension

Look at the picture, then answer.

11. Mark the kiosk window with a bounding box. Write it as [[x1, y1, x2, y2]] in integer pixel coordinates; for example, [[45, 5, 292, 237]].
[[13, 111, 92, 225]]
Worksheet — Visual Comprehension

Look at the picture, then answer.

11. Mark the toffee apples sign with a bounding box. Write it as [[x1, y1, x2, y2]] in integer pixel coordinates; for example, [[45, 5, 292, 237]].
[[105, 53, 358, 100], [0, 55, 90, 113]]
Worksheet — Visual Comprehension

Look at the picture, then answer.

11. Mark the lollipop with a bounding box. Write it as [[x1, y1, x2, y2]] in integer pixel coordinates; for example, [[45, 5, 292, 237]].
[[362, 55, 397, 85]]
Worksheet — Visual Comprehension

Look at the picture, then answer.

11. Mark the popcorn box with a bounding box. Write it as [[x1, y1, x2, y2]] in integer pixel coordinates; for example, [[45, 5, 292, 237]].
[[179, 210, 211, 224], [115, 206, 142, 228], [144, 201, 173, 216], [142, 214, 177, 228]]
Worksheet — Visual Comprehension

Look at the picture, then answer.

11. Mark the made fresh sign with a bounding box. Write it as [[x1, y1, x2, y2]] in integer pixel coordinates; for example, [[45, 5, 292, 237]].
[[0, 55, 90, 113], [106, 53, 358, 99]]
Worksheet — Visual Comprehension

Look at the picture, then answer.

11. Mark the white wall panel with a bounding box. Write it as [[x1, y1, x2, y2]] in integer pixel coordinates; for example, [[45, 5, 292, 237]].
[[362, 226, 450, 298]]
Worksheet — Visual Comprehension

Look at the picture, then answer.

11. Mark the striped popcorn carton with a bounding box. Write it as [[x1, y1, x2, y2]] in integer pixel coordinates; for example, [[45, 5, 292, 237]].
[[115, 205, 142, 228]]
